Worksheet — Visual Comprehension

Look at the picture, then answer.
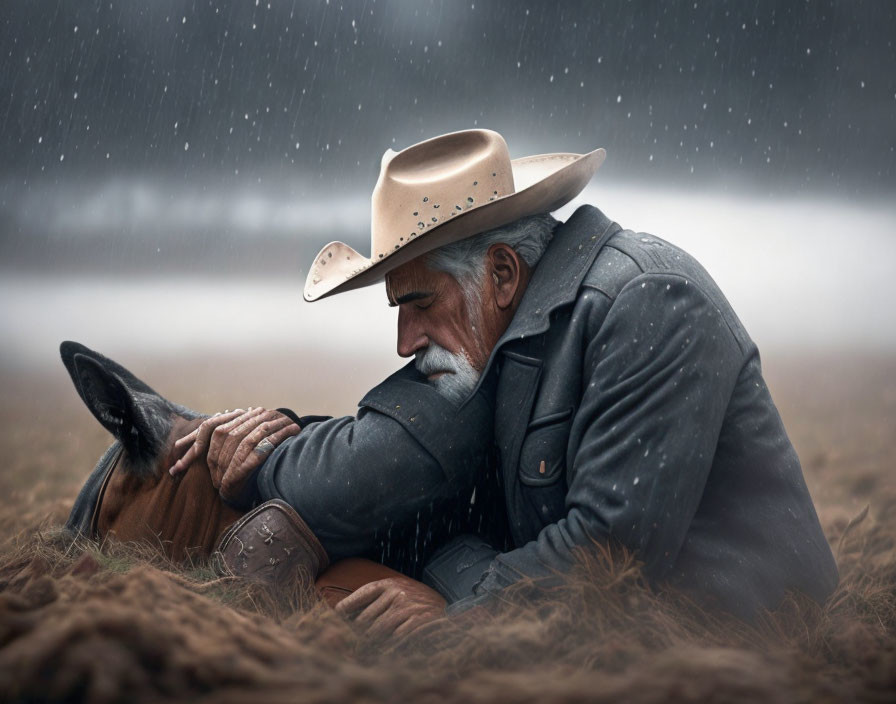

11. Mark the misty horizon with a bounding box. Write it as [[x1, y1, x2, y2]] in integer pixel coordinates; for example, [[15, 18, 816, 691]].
[[3, 180, 894, 376]]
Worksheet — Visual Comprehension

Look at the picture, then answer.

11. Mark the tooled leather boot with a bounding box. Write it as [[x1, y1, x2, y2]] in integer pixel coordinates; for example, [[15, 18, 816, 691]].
[[215, 499, 329, 588]]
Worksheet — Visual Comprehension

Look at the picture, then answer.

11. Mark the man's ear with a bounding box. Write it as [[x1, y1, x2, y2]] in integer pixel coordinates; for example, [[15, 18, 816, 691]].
[[486, 244, 525, 309]]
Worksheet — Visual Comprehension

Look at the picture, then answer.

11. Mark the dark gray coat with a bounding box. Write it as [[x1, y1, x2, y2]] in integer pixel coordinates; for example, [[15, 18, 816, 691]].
[[259, 204, 838, 620], [256, 361, 498, 573]]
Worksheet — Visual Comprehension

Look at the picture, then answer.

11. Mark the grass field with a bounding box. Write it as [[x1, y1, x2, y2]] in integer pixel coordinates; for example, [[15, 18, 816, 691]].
[[0, 349, 894, 702]]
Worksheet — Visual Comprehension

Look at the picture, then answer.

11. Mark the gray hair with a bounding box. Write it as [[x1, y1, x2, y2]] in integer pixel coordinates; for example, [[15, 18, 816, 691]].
[[426, 213, 559, 299]]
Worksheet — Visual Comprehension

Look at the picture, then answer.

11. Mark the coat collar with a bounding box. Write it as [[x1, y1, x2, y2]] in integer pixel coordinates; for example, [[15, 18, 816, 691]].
[[499, 204, 620, 344], [460, 204, 620, 407]]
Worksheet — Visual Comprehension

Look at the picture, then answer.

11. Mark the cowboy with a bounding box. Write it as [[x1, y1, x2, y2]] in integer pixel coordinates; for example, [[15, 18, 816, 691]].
[[172, 129, 837, 634]]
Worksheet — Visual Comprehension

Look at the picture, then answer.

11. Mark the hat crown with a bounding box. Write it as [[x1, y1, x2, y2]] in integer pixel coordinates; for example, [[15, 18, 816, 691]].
[[303, 128, 605, 302], [370, 129, 515, 260]]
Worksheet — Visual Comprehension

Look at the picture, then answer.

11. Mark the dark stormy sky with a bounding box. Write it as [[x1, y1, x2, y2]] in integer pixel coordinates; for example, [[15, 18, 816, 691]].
[[0, 0, 894, 272]]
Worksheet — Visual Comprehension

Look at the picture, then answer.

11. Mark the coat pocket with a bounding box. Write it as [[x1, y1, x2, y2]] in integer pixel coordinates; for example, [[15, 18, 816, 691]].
[[518, 409, 572, 487]]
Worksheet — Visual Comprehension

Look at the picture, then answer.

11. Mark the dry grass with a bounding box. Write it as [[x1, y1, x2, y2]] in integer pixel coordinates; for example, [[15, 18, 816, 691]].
[[0, 350, 894, 703]]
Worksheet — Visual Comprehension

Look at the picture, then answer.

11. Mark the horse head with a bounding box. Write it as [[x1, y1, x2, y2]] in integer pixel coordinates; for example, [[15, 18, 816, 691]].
[[61, 341, 244, 563], [60, 341, 431, 606]]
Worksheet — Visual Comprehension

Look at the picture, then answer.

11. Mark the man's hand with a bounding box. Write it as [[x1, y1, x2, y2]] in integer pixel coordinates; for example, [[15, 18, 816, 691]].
[[334, 576, 447, 641], [169, 407, 301, 501]]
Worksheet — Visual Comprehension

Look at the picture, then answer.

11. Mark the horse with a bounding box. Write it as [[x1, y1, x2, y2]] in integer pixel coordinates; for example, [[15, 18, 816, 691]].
[[61, 340, 401, 606]]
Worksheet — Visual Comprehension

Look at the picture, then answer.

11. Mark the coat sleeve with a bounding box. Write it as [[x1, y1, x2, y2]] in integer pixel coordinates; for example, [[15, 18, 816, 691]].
[[461, 273, 746, 604], [255, 363, 495, 561]]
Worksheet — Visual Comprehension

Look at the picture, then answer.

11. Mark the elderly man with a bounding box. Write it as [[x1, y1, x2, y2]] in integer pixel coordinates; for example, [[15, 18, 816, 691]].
[[172, 129, 837, 633]]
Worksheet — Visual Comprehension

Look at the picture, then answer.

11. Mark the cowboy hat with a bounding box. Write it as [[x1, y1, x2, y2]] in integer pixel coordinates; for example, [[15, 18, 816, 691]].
[[303, 129, 606, 302]]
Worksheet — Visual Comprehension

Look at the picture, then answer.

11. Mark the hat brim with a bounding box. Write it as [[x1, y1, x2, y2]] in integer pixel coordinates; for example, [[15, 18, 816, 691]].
[[303, 147, 606, 302]]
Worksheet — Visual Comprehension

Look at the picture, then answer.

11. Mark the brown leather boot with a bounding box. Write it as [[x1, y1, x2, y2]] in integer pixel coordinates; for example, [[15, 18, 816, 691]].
[[215, 499, 329, 588]]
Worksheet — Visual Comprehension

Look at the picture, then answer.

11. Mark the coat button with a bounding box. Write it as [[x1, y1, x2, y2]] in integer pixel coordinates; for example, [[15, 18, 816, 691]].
[[539, 460, 546, 474]]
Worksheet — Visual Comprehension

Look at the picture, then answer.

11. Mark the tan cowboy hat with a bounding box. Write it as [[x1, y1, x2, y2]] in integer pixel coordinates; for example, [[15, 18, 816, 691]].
[[303, 128, 606, 302]]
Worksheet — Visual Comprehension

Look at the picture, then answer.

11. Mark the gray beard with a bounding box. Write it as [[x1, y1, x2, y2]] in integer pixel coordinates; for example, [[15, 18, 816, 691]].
[[414, 342, 481, 405]]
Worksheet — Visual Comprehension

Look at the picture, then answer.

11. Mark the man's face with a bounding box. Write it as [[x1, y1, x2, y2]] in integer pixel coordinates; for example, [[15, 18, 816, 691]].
[[386, 258, 491, 399]]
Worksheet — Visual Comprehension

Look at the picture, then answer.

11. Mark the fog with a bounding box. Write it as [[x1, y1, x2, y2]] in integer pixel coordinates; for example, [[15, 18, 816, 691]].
[[3, 181, 894, 374], [1, 1, 894, 374]]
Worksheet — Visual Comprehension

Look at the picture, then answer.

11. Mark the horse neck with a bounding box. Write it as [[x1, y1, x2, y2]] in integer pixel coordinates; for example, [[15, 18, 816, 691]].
[[96, 415, 245, 563]]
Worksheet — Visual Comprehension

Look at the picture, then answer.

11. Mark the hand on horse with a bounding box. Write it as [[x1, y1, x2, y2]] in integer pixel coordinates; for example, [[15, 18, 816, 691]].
[[169, 407, 301, 502], [334, 575, 448, 642]]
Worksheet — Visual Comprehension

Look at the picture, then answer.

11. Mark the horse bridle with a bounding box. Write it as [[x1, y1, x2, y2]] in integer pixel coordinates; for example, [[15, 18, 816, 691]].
[[88, 443, 125, 537]]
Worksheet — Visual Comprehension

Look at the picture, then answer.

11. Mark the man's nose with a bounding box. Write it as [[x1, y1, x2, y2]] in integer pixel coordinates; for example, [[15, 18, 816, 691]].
[[396, 307, 428, 358]]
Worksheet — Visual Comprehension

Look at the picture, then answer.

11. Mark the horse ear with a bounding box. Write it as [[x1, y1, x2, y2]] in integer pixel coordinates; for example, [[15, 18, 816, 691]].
[[60, 340, 160, 403], [61, 342, 168, 465]]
